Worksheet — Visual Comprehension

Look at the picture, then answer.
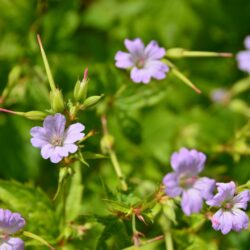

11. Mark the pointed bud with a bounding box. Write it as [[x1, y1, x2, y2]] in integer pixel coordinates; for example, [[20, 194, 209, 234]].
[[80, 95, 103, 110], [0, 108, 46, 121], [23, 111, 47, 120], [74, 68, 89, 102], [50, 89, 65, 113]]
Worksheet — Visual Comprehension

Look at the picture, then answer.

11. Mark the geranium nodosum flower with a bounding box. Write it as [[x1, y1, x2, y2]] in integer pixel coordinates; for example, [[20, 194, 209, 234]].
[[0, 209, 25, 249], [115, 38, 169, 83], [30, 113, 85, 163], [206, 181, 250, 234], [236, 35, 250, 73], [163, 148, 215, 215]]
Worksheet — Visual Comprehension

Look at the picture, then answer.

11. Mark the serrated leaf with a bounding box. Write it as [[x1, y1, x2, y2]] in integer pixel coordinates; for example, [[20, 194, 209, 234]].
[[0, 180, 59, 241], [103, 199, 131, 214]]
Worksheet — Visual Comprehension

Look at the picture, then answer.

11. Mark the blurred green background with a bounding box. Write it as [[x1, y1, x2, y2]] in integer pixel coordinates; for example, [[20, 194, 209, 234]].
[[0, 0, 249, 249]]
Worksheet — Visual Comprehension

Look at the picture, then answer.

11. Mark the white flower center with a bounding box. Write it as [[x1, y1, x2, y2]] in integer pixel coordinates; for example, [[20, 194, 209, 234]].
[[51, 134, 64, 146]]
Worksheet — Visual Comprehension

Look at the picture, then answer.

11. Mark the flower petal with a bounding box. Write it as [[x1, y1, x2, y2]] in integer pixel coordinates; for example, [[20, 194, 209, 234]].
[[231, 208, 249, 232], [0, 237, 24, 250], [181, 189, 203, 215], [115, 51, 134, 69], [130, 67, 151, 84], [207, 182, 236, 207], [171, 148, 206, 175], [145, 41, 166, 59], [30, 127, 49, 148], [43, 113, 66, 136], [124, 38, 144, 56], [163, 172, 182, 197], [145, 60, 169, 80], [64, 123, 85, 144], [244, 36, 250, 50], [194, 177, 216, 200], [41, 144, 54, 160], [211, 210, 233, 234], [49, 147, 63, 163], [232, 190, 250, 210], [0, 209, 25, 234]]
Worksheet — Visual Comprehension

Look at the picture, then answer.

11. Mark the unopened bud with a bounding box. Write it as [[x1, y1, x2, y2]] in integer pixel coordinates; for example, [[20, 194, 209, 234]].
[[24, 111, 47, 120], [80, 95, 103, 110], [74, 68, 89, 102], [50, 89, 65, 113]]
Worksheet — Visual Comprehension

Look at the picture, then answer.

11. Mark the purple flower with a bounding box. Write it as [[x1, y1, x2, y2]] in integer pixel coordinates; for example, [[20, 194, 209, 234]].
[[0, 209, 25, 249], [115, 38, 169, 84], [206, 181, 250, 234], [163, 148, 215, 215], [236, 35, 250, 73], [30, 113, 85, 163]]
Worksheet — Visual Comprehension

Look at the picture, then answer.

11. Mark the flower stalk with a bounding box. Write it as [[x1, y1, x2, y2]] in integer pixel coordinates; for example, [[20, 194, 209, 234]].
[[101, 115, 128, 191]]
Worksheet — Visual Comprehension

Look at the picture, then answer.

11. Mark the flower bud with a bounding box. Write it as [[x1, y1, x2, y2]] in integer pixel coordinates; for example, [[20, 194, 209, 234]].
[[74, 68, 88, 102], [80, 95, 103, 110], [50, 88, 65, 113], [24, 111, 47, 120]]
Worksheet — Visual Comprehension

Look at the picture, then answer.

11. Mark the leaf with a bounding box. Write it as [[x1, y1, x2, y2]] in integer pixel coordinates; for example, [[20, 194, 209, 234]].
[[116, 109, 142, 144], [162, 200, 177, 225], [0, 180, 59, 241]]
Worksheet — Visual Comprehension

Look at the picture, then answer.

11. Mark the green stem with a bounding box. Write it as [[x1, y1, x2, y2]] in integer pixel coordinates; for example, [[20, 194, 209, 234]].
[[101, 115, 128, 191], [23, 231, 55, 250], [109, 149, 128, 191], [132, 213, 137, 234], [164, 229, 174, 250]]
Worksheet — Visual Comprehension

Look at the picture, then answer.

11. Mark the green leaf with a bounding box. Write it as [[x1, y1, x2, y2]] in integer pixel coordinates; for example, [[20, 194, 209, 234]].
[[0, 180, 59, 242]]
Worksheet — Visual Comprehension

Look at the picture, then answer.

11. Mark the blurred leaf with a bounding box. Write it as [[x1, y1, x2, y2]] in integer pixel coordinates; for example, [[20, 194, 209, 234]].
[[65, 162, 84, 222]]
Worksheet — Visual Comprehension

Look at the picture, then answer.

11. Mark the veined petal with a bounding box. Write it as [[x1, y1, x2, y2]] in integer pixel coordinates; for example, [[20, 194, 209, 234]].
[[181, 189, 203, 215], [232, 190, 250, 209], [145, 60, 169, 80], [231, 208, 249, 232], [145, 41, 166, 59], [43, 113, 66, 136], [170, 148, 206, 175], [115, 51, 134, 69], [0, 209, 25, 234], [49, 147, 63, 163], [163, 172, 182, 197], [124, 38, 144, 56], [64, 123, 85, 144], [219, 211, 233, 234]]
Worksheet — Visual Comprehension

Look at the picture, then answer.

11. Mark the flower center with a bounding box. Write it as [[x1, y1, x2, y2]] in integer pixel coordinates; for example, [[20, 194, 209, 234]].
[[135, 57, 146, 68], [51, 135, 63, 146], [223, 201, 233, 210], [179, 175, 198, 189]]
